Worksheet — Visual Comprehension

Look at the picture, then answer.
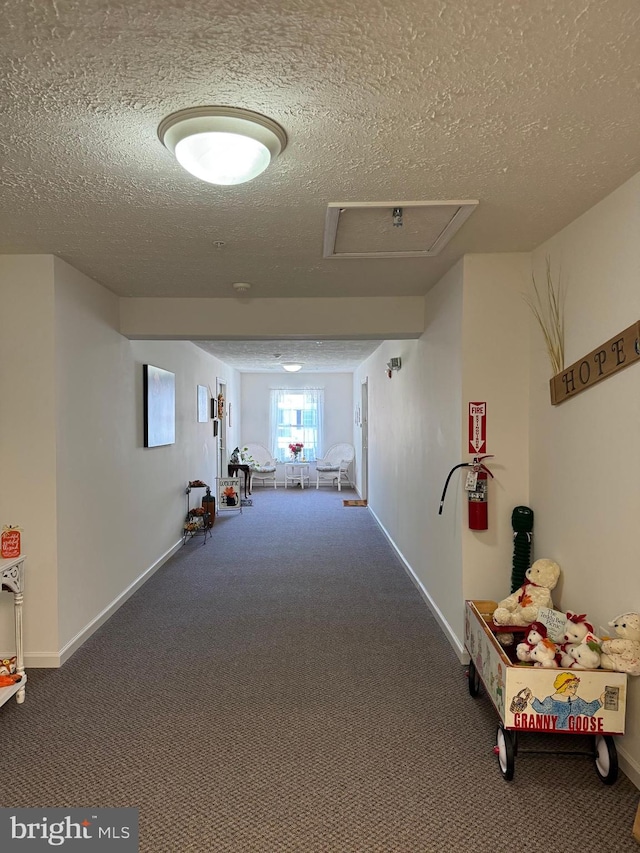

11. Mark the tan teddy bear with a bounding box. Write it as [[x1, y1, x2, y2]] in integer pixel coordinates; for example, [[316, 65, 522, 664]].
[[493, 558, 561, 628], [600, 613, 640, 676]]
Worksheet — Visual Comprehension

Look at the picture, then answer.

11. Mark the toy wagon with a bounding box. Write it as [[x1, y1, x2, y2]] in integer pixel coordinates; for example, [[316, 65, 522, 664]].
[[464, 600, 628, 783]]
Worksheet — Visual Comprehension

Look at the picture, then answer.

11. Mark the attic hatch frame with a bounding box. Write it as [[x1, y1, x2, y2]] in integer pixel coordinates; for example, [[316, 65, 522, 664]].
[[322, 200, 478, 259]]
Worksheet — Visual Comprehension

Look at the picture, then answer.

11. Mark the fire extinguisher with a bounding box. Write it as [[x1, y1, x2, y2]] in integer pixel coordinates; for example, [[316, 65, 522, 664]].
[[438, 455, 494, 530]]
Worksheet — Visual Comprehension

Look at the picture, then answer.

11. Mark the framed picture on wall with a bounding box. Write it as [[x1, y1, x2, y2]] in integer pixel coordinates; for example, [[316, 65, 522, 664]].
[[213, 420, 219, 437], [143, 364, 176, 448], [211, 397, 218, 419], [197, 385, 208, 422]]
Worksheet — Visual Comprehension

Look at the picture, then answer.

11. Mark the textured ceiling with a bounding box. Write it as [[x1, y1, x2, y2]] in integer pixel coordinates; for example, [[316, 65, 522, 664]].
[[195, 340, 383, 373], [1, 1, 639, 368]]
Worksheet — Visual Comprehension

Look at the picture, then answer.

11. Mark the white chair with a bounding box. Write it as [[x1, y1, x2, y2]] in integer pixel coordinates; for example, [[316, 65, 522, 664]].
[[241, 443, 277, 489], [315, 443, 355, 491]]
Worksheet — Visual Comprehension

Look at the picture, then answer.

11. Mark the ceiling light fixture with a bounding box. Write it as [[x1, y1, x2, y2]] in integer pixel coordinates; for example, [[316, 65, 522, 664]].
[[282, 363, 302, 372], [232, 282, 251, 294], [158, 106, 287, 186]]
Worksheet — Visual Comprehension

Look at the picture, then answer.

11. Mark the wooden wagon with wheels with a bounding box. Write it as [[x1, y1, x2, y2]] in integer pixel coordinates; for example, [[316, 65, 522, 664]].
[[464, 600, 627, 783]]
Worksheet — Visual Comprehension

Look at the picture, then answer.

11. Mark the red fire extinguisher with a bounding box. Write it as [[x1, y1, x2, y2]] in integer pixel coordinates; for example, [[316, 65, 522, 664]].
[[438, 455, 494, 530]]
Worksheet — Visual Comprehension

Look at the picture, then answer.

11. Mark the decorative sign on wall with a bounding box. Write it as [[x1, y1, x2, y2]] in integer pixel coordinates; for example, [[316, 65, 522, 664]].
[[468, 402, 487, 454], [549, 321, 640, 405]]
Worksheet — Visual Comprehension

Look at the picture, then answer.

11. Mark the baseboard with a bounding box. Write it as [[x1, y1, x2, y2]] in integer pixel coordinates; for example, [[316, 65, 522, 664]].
[[618, 747, 640, 791], [25, 539, 183, 668], [367, 505, 465, 662]]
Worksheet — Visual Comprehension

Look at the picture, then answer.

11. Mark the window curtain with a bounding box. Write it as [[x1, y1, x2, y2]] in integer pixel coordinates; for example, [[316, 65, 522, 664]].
[[269, 388, 324, 462]]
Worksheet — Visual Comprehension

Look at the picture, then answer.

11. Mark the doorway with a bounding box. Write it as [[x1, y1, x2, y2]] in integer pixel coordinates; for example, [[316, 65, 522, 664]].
[[360, 378, 369, 500], [216, 378, 227, 478]]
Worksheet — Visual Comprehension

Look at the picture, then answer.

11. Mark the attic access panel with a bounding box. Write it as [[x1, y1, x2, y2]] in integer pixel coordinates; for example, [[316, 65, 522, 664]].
[[322, 200, 478, 258]]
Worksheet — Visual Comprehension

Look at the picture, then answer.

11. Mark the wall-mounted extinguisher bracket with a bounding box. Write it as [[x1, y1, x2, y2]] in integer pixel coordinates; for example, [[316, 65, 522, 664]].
[[438, 455, 495, 530]]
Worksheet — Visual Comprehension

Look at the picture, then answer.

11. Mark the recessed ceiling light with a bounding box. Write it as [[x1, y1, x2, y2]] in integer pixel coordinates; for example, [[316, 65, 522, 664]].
[[232, 282, 251, 294], [158, 106, 287, 185], [282, 363, 303, 372]]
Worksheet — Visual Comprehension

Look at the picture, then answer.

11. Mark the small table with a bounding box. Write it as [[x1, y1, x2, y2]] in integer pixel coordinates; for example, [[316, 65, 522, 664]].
[[284, 461, 310, 489], [228, 463, 252, 497]]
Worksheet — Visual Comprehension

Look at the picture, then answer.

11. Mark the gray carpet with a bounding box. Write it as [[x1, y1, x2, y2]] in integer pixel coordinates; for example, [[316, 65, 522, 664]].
[[1, 487, 638, 852]]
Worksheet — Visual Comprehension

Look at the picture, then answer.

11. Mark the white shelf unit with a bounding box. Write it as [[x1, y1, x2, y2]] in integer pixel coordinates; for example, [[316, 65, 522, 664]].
[[0, 554, 26, 707]]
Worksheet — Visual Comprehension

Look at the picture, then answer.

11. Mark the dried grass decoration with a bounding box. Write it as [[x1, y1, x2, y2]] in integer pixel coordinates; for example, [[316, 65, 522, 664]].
[[524, 257, 565, 376]]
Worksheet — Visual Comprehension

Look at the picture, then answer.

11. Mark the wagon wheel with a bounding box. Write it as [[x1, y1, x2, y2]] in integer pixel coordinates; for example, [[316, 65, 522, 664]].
[[495, 723, 515, 781], [467, 660, 481, 697], [594, 734, 618, 785]]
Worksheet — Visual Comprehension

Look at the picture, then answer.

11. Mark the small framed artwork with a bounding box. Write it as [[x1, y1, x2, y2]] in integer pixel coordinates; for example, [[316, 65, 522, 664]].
[[213, 420, 219, 437], [143, 364, 176, 448], [228, 403, 233, 427], [211, 397, 218, 419], [197, 385, 208, 423]]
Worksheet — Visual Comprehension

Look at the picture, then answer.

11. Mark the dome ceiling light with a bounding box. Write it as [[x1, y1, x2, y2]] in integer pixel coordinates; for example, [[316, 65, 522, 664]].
[[282, 363, 303, 372], [158, 106, 287, 186]]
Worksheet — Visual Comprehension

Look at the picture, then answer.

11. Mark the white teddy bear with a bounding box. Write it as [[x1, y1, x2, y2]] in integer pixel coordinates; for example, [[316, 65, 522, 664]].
[[558, 612, 595, 668], [493, 559, 561, 628], [530, 638, 559, 668], [516, 622, 548, 662], [568, 633, 602, 670], [600, 613, 640, 676]]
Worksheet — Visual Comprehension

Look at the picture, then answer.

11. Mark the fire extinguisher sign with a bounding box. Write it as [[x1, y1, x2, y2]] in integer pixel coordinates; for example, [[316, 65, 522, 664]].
[[468, 402, 487, 454]]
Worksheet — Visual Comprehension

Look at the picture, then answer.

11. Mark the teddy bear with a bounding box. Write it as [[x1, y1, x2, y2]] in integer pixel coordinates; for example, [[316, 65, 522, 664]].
[[516, 621, 548, 662], [530, 637, 559, 668], [557, 612, 594, 668], [600, 613, 640, 676], [493, 558, 561, 628], [568, 633, 602, 670]]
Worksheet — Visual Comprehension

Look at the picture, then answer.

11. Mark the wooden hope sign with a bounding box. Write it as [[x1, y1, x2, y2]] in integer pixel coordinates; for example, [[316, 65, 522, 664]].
[[550, 321, 640, 405]]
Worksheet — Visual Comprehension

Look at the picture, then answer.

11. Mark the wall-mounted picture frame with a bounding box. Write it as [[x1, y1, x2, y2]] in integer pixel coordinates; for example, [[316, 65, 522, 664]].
[[197, 385, 208, 423], [211, 397, 218, 419], [143, 364, 176, 448], [228, 403, 233, 427], [213, 419, 219, 437]]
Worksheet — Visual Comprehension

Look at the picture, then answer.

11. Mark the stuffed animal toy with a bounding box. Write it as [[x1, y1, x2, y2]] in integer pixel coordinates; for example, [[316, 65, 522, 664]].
[[558, 612, 595, 668], [516, 621, 548, 662], [493, 559, 561, 628], [600, 613, 640, 676], [0, 656, 16, 676], [569, 632, 602, 670], [530, 637, 559, 668]]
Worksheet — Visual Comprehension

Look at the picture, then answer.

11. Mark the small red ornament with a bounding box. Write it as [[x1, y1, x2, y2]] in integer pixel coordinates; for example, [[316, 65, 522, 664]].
[[1, 526, 21, 559]]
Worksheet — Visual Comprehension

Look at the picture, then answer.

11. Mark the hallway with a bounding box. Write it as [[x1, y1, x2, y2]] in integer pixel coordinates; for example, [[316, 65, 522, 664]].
[[0, 487, 638, 852]]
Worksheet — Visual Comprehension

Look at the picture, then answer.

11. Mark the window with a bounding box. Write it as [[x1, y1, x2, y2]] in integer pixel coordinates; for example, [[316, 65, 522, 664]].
[[270, 389, 324, 461]]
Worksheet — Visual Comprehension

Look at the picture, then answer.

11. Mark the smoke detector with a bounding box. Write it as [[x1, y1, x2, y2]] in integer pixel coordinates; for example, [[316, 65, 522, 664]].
[[232, 282, 251, 294]]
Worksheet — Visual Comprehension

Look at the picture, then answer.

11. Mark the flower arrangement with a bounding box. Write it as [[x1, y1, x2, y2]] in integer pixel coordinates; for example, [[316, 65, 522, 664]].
[[223, 485, 238, 506], [289, 442, 304, 460]]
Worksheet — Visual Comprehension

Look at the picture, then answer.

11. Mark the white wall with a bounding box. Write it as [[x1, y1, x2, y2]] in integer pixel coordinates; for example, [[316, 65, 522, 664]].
[[0, 256, 59, 656], [355, 263, 466, 645], [356, 256, 530, 650], [1, 256, 236, 664], [240, 372, 353, 481], [529, 170, 640, 784], [461, 254, 531, 603]]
